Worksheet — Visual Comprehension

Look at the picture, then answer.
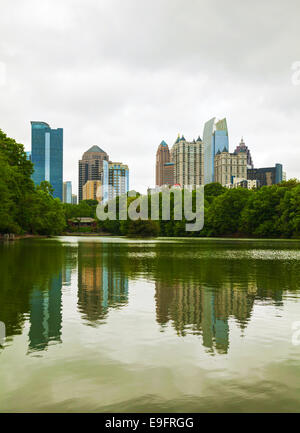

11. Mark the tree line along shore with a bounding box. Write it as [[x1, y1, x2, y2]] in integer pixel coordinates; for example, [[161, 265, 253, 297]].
[[0, 129, 299, 239]]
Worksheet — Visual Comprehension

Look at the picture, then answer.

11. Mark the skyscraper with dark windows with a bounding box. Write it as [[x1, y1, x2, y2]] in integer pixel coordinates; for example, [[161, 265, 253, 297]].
[[247, 163, 283, 186], [78, 145, 109, 202], [31, 121, 63, 200], [203, 117, 229, 184]]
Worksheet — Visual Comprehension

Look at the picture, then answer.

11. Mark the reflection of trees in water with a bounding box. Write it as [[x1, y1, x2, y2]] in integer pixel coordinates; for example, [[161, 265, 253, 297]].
[[77, 242, 128, 325], [0, 240, 76, 351]]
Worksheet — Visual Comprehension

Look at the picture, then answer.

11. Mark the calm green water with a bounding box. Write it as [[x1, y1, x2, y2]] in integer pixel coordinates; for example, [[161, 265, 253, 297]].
[[0, 236, 300, 412]]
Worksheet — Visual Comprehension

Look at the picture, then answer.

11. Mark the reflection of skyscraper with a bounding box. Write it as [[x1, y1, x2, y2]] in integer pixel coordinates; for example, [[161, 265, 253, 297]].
[[155, 280, 257, 355], [29, 272, 62, 351], [77, 243, 128, 324]]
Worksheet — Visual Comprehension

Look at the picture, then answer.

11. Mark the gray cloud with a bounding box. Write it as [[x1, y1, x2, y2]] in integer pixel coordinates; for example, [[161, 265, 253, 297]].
[[0, 0, 299, 194]]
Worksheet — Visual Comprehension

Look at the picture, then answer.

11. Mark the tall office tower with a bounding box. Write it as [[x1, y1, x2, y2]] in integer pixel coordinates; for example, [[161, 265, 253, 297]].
[[71, 194, 77, 205], [78, 145, 109, 202], [214, 150, 247, 186], [170, 135, 203, 187], [203, 118, 229, 184], [234, 137, 254, 169], [156, 140, 173, 186], [83, 180, 102, 202], [26, 151, 31, 161], [63, 181, 72, 203], [31, 121, 63, 200], [103, 161, 129, 202], [247, 163, 283, 186]]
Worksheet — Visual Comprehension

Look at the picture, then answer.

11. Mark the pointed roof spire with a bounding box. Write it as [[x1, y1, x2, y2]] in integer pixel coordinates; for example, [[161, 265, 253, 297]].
[[86, 145, 105, 153], [175, 133, 181, 144], [196, 135, 202, 142]]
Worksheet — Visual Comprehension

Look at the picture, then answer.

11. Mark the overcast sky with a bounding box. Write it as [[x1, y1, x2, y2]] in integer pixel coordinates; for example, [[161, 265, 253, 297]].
[[0, 0, 299, 194]]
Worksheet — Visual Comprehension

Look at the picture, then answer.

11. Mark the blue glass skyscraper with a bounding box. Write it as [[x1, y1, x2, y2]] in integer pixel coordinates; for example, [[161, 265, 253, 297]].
[[203, 117, 229, 184], [31, 121, 63, 200]]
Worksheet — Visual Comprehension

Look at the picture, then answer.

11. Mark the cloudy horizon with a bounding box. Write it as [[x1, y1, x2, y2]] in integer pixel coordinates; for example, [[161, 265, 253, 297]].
[[1, 0, 299, 194]]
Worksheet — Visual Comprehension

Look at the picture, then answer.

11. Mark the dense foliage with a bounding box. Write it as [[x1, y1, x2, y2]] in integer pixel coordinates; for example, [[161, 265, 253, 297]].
[[0, 129, 66, 235], [96, 181, 300, 238]]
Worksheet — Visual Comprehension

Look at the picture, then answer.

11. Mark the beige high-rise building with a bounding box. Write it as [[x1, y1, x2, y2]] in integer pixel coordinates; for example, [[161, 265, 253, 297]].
[[214, 150, 247, 186], [82, 180, 102, 202], [170, 135, 203, 187]]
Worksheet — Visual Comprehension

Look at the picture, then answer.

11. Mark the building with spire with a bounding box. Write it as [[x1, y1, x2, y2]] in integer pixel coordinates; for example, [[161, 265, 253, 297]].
[[155, 140, 174, 186], [203, 117, 229, 184], [78, 145, 109, 202], [170, 134, 203, 187], [234, 137, 254, 169]]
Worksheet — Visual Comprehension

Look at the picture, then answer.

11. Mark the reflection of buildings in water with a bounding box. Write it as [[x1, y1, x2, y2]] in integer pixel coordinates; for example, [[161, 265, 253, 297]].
[[62, 265, 72, 286], [29, 272, 62, 352], [155, 281, 257, 354], [77, 244, 128, 324]]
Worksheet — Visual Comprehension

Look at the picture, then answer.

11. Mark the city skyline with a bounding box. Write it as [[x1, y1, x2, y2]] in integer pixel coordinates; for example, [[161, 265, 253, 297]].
[[1, 1, 299, 195]]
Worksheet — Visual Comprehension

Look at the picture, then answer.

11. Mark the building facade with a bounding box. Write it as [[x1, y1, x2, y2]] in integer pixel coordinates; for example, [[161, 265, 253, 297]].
[[82, 180, 102, 202], [155, 140, 174, 186], [227, 178, 260, 189], [203, 118, 229, 184], [71, 194, 77, 205], [103, 160, 129, 202], [214, 150, 247, 186], [63, 181, 72, 204], [247, 164, 283, 186], [31, 121, 63, 200], [234, 137, 254, 169], [78, 145, 109, 202], [170, 135, 203, 187]]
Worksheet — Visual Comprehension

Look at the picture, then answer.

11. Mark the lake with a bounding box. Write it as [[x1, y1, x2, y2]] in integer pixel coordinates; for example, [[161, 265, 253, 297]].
[[0, 236, 300, 412]]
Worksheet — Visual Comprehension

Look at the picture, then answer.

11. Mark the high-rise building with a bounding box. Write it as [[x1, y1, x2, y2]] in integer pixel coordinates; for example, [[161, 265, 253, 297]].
[[71, 194, 77, 205], [26, 151, 31, 161], [63, 181, 72, 203], [170, 135, 203, 187], [203, 118, 229, 184], [156, 140, 174, 186], [247, 164, 283, 186], [103, 161, 129, 202], [82, 180, 102, 202], [234, 137, 254, 169], [214, 150, 247, 186], [162, 162, 175, 186], [31, 121, 63, 200], [78, 145, 109, 202]]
